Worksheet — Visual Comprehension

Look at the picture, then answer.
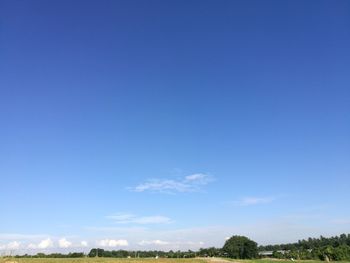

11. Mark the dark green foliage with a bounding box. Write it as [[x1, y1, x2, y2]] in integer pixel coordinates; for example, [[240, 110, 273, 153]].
[[259, 233, 350, 251], [15, 252, 85, 258], [222, 235, 258, 259], [87, 249, 197, 258], [198, 247, 222, 257], [260, 233, 350, 261], [88, 248, 105, 257], [333, 245, 350, 261], [272, 251, 284, 259]]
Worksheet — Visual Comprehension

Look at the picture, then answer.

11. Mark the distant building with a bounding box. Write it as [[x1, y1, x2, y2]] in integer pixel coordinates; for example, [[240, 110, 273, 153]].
[[259, 251, 274, 257], [259, 250, 288, 257]]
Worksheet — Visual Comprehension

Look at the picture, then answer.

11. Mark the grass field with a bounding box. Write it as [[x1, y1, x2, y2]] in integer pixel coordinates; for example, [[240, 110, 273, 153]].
[[2, 258, 205, 263], [2, 258, 350, 263], [231, 259, 350, 263]]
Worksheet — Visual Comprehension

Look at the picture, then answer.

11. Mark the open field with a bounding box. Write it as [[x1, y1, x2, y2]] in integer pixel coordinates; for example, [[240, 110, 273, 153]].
[[230, 259, 350, 263], [2, 259, 205, 263], [2, 258, 350, 263], [4, 259, 203, 263]]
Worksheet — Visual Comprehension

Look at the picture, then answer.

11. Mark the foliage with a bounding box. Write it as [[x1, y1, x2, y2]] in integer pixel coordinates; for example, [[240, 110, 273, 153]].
[[197, 247, 222, 257], [259, 233, 350, 251], [87, 249, 196, 258], [258, 234, 350, 261], [222, 235, 258, 259]]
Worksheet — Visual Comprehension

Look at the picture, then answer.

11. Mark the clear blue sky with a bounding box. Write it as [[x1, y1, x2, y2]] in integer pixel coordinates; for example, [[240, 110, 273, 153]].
[[0, 0, 349, 253]]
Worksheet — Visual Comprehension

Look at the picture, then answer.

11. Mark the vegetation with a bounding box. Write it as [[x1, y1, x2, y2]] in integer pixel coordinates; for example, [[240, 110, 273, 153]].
[[13, 253, 85, 258], [222, 236, 258, 259], [259, 233, 350, 251], [88, 249, 197, 258], [259, 233, 350, 261]]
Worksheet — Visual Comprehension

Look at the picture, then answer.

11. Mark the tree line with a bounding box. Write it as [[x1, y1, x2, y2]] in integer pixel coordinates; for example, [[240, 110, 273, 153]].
[[259, 233, 350, 261], [259, 234, 350, 251]]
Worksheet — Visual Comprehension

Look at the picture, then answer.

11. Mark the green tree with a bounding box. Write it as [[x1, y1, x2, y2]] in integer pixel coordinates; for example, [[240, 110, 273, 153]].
[[88, 248, 104, 257], [222, 235, 258, 259], [333, 245, 350, 261], [272, 251, 285, 259]]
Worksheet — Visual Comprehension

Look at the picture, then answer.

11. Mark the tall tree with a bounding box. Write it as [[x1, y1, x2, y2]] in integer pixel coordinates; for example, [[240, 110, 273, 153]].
[[222, 235, 258, 259]]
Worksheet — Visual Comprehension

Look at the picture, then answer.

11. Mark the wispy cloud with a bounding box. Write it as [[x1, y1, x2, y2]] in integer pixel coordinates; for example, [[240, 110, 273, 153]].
[[0, 241, 21, 250], [138, 240, 169, 246], [129, 173, 213, 193], [231, 196, 274, 206], [106, 213, 172, 224], [97, 239, 128, 247]]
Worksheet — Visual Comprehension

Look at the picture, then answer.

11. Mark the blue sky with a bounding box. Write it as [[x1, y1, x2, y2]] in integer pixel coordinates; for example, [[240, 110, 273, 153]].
[[0, 0, 350, 254]]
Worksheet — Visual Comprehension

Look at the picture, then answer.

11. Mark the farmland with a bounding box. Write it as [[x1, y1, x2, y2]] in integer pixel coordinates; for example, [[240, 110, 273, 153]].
[[2, 258, 203, 263], [2, 258, 350, 263]]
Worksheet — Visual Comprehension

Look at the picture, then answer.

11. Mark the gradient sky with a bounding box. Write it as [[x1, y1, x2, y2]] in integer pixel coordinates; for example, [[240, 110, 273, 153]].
[[1, 0, 350, 254]]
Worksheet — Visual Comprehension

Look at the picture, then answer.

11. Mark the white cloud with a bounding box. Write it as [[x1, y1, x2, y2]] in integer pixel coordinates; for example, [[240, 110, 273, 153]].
[[58, 238, 72, 248], [185, 173, 211, 184], [133, 180, 189, 193], [37, 238, 54, 249], [97, 239, 128, 247], [107, 214, 172, 225], [107, 214, 134, 221], [231, 196, 274, 206], [80, 241, 88, 247], [130, 173, 213, 193], [138, 240, 169, 246], [27, 239, 88, 250], [8, 241, 20, 249], [28, 240, 52, 250], [28, 243, 37, 249], [0, 241, 21, 250]]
